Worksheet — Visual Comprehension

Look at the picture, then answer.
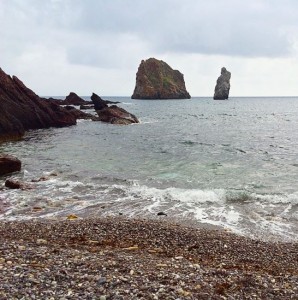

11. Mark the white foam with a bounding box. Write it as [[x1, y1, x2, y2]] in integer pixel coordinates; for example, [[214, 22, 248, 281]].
[[1, 178, 297, 241]]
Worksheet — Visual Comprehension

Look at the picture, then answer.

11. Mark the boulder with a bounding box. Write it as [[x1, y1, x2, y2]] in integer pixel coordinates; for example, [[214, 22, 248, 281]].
[[131, 58, 191, 99], [5, 178, 32, 190], [64, 92, 90, 106], [91, 93, 139, 125], [213, 67, 231, 100], [0, 68, 95, 142], [0, 154, 21, 176]]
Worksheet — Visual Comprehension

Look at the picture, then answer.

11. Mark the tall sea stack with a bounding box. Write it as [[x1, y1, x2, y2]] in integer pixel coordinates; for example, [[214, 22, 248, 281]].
[[214, 67, 231, 100], [131, 58, 191, 99]]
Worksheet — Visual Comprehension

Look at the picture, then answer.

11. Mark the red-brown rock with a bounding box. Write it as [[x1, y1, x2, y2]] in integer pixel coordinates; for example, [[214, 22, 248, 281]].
[[0, 68, 79, 142], [0, 154, 21, 176], [132, 58, 191, 100], [5, 178, 33, 190], [91, 93, 139, 125], [64, 92, 90, 106]]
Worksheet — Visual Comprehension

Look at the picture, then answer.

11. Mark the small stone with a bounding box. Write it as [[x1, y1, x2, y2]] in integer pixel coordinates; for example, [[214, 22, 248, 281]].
[[36, 239, 47, 245], [156, 264, 167, 267], [157, 212, 167, 216], [99, 295, 106, 300], [97, 277, 107, 285]]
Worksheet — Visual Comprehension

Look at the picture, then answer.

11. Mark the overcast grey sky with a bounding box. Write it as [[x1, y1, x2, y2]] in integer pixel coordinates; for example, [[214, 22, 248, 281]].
[[1, 0, 298, 96]]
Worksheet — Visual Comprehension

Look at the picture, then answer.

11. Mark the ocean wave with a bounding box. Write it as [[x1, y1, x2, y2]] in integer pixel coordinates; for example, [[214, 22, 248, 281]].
[[1, 176, 297, 242]]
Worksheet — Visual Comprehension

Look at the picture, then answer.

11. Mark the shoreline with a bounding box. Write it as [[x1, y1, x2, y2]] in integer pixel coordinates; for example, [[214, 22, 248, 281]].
[[0, 216, 297, 299]]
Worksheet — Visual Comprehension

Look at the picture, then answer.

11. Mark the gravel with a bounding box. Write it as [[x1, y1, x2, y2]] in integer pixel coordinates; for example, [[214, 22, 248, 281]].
[[0, 217, 297, 299]]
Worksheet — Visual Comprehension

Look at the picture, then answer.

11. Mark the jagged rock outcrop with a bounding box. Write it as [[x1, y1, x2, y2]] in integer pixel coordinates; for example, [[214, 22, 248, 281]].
[[131, 58, 191, 99], [0, 154, 21, 176], [0, 68, 93, 142], [214, 67, 231, 100], [63, 106, 98, 121], [91, 93, 139, 125], [64, 92, 90, 106], [43, 93, 90, 106]]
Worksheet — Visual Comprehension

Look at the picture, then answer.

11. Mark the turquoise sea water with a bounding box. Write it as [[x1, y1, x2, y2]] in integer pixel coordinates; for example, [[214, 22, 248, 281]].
[[1, 97, 298, 241]]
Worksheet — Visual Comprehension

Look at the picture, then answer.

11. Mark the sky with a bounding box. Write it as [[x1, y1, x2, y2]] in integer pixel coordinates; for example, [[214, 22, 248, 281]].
[[1, 0, 298, 97]]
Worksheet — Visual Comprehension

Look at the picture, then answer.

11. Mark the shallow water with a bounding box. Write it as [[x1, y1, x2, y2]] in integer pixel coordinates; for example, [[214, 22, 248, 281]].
[[1, 97, 298, 242]]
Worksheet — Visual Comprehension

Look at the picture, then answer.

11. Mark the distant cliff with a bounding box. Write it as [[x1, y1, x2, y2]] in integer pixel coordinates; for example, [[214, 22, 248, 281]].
[[0, 68, 83, 142], [214, 67, 231, 100], [131, 58, 191, 99]]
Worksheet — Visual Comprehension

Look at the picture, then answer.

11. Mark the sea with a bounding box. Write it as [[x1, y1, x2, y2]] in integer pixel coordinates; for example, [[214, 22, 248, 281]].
[[1, 96, 298, 242]]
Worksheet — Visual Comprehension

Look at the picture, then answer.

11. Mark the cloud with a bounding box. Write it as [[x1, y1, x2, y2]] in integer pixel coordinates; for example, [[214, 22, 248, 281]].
[[1, 0, 298, 96], [3, 0, 298, 63], [59, 0, 298, 59]]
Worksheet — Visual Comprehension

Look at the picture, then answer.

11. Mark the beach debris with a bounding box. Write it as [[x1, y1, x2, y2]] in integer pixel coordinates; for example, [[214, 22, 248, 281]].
[[32, 206, 43, 212], [122, 245, 139, 251], [67, 214, 79, 220]]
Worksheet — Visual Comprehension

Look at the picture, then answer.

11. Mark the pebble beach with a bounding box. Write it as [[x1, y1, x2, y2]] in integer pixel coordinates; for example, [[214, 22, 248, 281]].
[[0, 217, 297, 299]]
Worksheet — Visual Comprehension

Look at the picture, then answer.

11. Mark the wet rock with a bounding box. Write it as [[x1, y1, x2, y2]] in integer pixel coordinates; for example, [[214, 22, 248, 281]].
[[157, 212, 167, 216], [63, 105, 98, 121], [132, 58, 191, 99], [31, 176, 49, 183], [0, 154, 21, 176], [91, 93, 109, 110], [5, 178, 32, 190], [91, 93, 139, 125], [214, 67, 231, 100]]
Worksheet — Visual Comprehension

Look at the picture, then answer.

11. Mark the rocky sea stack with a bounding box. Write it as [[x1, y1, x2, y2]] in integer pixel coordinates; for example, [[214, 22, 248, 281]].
[[214, 67, 231, 100], [131, 58, 191, 100], [0, 68, 85, 142]]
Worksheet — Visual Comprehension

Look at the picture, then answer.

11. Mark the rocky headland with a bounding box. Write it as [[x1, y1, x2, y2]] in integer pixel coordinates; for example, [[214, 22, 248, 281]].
[[214, 67, 231, 100], [91, 93, 139, 125], [0, 68, 93, 142], [131, 58, 191, 99]]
